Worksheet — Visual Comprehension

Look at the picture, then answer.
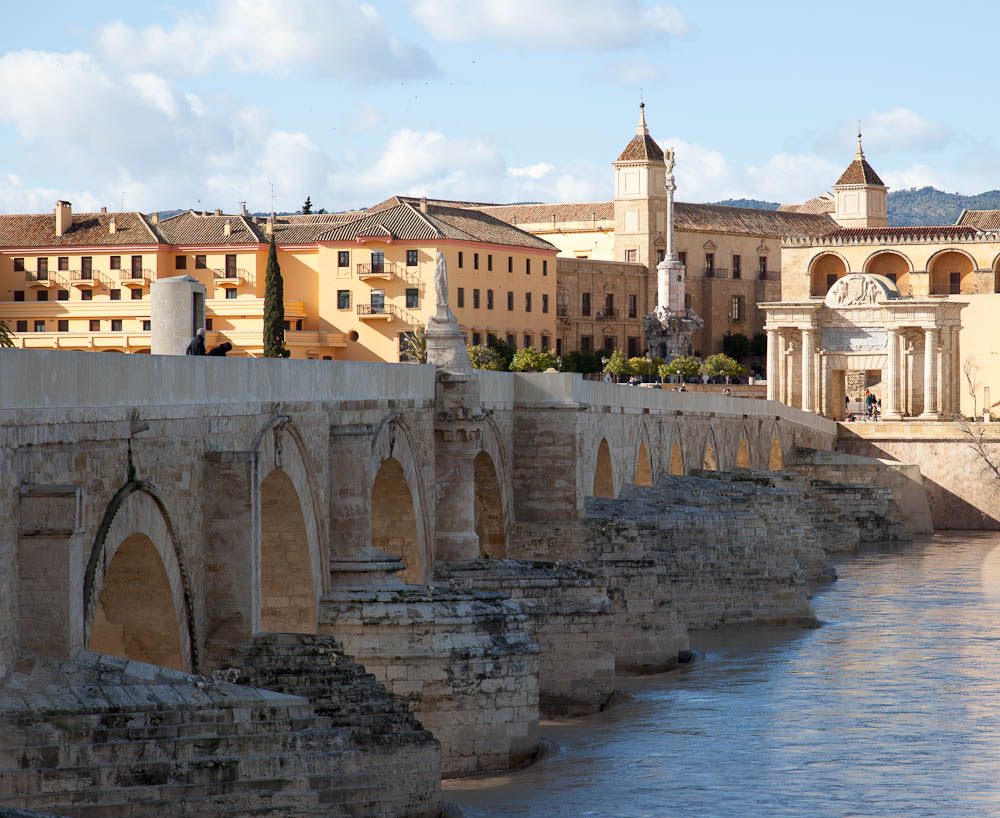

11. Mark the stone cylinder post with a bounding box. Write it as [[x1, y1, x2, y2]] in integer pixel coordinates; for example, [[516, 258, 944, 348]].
[[883, 328, 901, 420], [150, 275, 206, 355], [920, 327, 940, 418], [801, 328, 816, 413], [766, 329, 779, 401]]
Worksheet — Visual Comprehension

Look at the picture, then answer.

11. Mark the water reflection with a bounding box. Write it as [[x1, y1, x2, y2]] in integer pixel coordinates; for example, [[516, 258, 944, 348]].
[[446, 533, 1000, 817]]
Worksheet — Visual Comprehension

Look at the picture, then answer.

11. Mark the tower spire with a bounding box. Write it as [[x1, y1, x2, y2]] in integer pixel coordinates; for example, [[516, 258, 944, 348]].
[[856, 121, 864, 159], [637, 101, 649, 136]]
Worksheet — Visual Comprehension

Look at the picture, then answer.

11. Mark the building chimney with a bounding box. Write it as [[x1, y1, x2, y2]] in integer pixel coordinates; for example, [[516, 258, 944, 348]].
[[100, 206, 107, 215], [239, 201, 248, 217], [150, 212, 159, 224], [265, 217, 273, 236], [214, 208, 222, 216], [420, 196, 428, 214], [224, 221, 232, 236], [109, 216, 116, 234], [54, 201, 72, 237]]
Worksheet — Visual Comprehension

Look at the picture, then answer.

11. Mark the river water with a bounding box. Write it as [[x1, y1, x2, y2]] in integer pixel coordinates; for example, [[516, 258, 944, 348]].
[[446, 532, 1000, 817]]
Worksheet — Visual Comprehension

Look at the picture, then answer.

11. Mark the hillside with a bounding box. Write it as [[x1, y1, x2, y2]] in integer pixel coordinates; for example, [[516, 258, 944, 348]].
[[886, 187, 1000, 226], [710, 198, 780, 210]]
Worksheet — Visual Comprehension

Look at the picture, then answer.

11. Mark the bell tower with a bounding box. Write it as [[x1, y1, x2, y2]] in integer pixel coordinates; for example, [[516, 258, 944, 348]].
[[613, 103, 667, 267], [833, 131, 888, 228]]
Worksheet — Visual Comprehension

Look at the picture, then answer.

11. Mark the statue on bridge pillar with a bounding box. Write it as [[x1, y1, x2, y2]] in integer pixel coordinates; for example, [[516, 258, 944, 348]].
[[425, 251, 471, 371]]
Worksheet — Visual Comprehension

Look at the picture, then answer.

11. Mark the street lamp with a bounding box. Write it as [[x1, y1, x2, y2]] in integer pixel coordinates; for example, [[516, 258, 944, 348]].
[[646, 349, 652, 382]]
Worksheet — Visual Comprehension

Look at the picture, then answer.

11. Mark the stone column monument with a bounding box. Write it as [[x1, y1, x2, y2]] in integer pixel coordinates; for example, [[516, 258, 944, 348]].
[[642, 148, 703, 360], [425, 252, 471, 370], [150, 275, 206, 355]]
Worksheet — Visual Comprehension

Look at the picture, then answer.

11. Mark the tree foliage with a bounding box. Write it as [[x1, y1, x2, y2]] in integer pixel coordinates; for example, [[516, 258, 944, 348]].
[[659, 355, 701, 379], [561, 349, 604, 374], [302, 196, 312, 215], [0, 319, 13, 348], [750, 332, 767, 359], [509, 347, 558, 372], [262, 234, 289, 358], [722, 332, 751, 362], [468, 344, 506, 370], [701, 353, 746, 377], [603, 348, 630, 378], [487, 336, 516, 370], [400, 327, 427, 363]]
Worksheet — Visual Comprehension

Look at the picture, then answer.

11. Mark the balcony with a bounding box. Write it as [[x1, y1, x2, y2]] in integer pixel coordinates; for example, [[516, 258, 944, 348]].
[[601, 307, 617, 319], [357, 302, 401, 321], [69, 270, 105, 289], [25, 271, 54, 288], [119, 268, 154, 287], [701, 267, 729, 279], [356, 262, 399, 281], [213, 268, 249, 288], [556, 305, 569, 317]]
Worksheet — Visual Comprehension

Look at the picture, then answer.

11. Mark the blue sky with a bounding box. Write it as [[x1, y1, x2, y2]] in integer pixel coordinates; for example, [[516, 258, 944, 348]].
[[0, 0, 996, 214]]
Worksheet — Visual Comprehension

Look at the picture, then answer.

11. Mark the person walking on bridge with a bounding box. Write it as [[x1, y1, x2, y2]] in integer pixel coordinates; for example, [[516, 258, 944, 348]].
[[185, 327, 206, 356]]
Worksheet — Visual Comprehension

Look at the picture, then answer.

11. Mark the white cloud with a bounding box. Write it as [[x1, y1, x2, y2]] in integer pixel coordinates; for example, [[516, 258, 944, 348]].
[[97, 0, 436, 80], [410, 0, 687, 48], [614, 60, 661, 85], [509, 163, 555, 180], [0, 174, 103, 214], [863, 108, 948, 152]]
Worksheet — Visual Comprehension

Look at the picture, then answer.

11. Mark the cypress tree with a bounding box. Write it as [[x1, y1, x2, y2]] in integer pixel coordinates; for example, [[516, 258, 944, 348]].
[[262, 233, 288, 358], [302, 196, 312, 215]]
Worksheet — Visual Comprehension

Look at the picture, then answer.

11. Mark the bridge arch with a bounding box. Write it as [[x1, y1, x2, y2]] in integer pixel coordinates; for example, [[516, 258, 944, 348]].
[[634, 421, 654, 486], [702, 427, 719, 471], [667, 422, 685, 475], [85, 482, 196, 672], [370, 416, 432, 584], [593, 438, 615, 498], [736, 426, 752, 469], [767, 424, 785, 471], [253, 417, 325, 634]]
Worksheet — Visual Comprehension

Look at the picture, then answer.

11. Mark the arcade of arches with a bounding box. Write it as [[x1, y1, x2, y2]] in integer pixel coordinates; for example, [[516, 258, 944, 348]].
[[593, 439, 615, 499], [372, 457, 424, 585]]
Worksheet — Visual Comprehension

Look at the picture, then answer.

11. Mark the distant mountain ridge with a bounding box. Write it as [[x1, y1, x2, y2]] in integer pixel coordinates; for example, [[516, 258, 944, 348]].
[[710, 188, 1000, 227]]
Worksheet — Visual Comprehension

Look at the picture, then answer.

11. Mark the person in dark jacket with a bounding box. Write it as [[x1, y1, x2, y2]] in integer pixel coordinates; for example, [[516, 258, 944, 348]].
[[185, 328, 206, 355], [208, 341, 233, 357]]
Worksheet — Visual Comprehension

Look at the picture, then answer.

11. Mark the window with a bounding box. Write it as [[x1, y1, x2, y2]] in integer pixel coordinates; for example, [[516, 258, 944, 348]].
[[195, 254, 206, 270], [131, 256, 142, 276], [457, 287, 465, 308], [131, 288, 143, 300], [337, 290, 351, 310], [556, 338, 562, 356], [81, 257, 92, 279], [13, 290, 24, 302], [506, 333, 515, 346], [730, 295, 744, 322], [36, 290, 47, 302], [657, 249, 665, 263], [296, 319, 303, 330], [705, 253, 715, 276], [605, 293, 615, 317], [758, 256, 767, 278], [582, 292, 591, 316], [88, 319, 100, 332], [13, 258, 24, 272], [628, 294, 637, 318], [886, 272, 897, 284], [507, 291, 514, 311], [543, 259, 547, 276], [142, 320, 151, 331], [110, 256, 121, 270], [580, 335, 593, 352], [826, 274, 838, 290], [474, 253, 479, 270], [225, 254, 236, 278], [508, 256, 513, 273], [176, 256, 187, 270], [37, 258, 48, 279], [732, 255, 741, 279], [473, 288, 480, 309], [950, 272, 961, 294], [525, 292, 532, 312], [625, 249, 637, 263], [58, 257, 68, 271], [472, 332, 481, 346], [81, 290, 92, 301], [34, 320, 46, 332], [57, 289, 68, 301], [684, 293, 692, 310], [15, 320, 27, 332], [57, 319, 68, 332], [406, 288, 419, 309], [679, 251, 687, 267], [111, 319, 122, 332], [458, 251, 464, 268], [226, 288, 237, 300], [541, 335, 550, 352], [524, 334, 533, 349], [526, 259, 531, 275], [110, 289, 121, 301], [487, 289, 494, 310], [488, 255, 493, 272], [604, 336, 615, 352], [406, 249, 418, 267], [283, 320, 291, 331], [542, 293, 549, 313], [338, 251, 350, 268], [627, 336, 640, 357], [206, 319, 213, 331]]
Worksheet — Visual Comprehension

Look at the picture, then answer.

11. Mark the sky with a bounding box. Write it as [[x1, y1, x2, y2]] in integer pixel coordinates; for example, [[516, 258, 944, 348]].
[[0, 0, 997, 215]]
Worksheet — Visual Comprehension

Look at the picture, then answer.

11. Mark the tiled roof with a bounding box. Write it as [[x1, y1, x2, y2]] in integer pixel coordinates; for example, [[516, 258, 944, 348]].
[[156, 211, 263, 245], [835, 157, 885, 186], [820, 225, 979, 241], [673, 203, 839, 237], [0, 212, 159, 247], [476, 201, 615, 225], [369, 195, 499, 215], [956, 209, 1000, 230], [317, 201, 557, 251], [616, 133, 665, 163], [778, 195, 836, 215]]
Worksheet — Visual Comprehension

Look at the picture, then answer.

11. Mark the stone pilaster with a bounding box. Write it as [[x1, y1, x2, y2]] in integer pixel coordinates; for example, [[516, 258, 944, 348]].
[[883, 328, 902, 420], [801, 327, 817, 413], [920, 327, 940, 419], [766, 329, 779, 402]]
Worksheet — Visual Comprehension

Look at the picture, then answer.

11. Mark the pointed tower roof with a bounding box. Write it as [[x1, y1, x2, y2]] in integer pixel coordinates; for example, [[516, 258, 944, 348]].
[[616, 103, 665, 162], [835, 130, 885, 186]]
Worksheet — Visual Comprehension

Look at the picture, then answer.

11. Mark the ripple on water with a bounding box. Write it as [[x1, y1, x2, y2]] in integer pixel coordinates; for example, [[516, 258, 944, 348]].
[[445, 533, 1000, 818]]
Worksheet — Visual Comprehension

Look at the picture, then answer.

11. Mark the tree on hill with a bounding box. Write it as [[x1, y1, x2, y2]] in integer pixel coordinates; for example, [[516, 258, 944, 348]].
[[262, 234, 289, 358], [302, 196, 312, 215]]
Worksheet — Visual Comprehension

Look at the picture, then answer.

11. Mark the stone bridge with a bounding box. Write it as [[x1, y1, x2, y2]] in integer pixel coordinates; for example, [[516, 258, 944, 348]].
[[0, 350, 837, 815]]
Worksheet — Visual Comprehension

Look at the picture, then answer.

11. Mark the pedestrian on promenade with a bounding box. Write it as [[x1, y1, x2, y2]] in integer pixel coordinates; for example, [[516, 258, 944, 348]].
[[208, 341, 233, 357], [185, 328, 206, 356]]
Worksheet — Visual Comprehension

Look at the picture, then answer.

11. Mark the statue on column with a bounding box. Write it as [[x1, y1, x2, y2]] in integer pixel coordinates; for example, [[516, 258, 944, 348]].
[[431, 251, 457, 324], [425, 250, 469, 369]]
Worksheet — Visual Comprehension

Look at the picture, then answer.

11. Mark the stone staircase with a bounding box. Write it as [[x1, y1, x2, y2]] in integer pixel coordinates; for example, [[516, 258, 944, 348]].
[[0, 647, 440, 818]]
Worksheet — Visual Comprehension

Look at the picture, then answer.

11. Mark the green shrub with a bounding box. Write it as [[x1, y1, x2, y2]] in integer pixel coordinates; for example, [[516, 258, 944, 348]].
[[509, 347, 558, 372], [659, 355, 701, 379], [701, 353, 746, 377]]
